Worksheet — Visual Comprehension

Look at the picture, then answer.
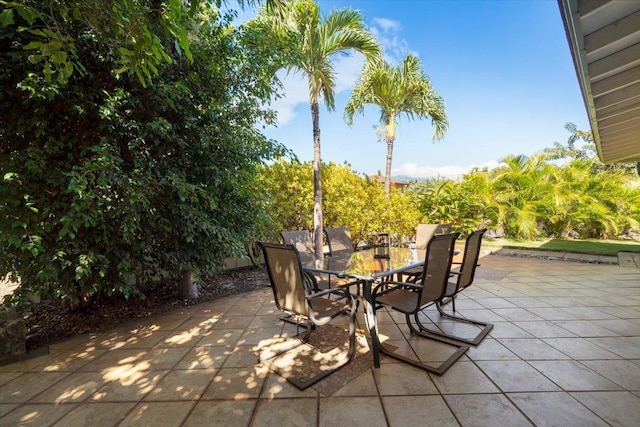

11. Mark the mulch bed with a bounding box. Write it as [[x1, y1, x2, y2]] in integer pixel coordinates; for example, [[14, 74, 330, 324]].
[[25, 267, 270, 350]]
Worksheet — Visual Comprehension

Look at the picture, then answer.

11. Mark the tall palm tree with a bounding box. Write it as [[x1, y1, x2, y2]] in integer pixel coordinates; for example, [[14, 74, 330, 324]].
[[260, 0, 380, 259], [344, 54, 448, 197]]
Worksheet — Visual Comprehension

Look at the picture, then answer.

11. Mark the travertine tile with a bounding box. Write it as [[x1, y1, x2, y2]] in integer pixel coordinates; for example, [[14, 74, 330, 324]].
[[581, 360, 640, 390], [477, 360, 560, 392], [529, 360, 622, 391], [120, 401, 194, 427], [0, 372, 21, 386], [498, 338, 571, 360], [194, 328, 244, 347], [0, 372, 69, 403], [571, 391, 640, 426], [466, 338, 519, 361], [428, 361, 499, 394], [383, 395, 458, 426], [0, 403, 78, 426], [252, 397, 318, 426], [333, 369, 378, 396], [29, 371, 106, 403], [260, 372, 319, 399], [173, 345, 231, 370], [200, 366, 267, 400], [542, 337, 621, 360], [509, 392, 607, 426], [143, 369, 214, 401], [586, 337, 640, 359], [512, 320, 577, 338], [90, 370, 167, 402], [52, 402, 135, 426], [183, 400, 257, 427], [444, 393, 532, 426], [35, 349, 106, 372], [373, 362, 438, 396], [487, 322, 534, 339], [319, 396, 387, 427]]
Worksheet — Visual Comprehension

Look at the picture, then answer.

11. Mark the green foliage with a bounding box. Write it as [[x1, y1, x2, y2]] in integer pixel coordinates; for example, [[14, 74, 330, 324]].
[[0, 0, 204, 87], [409, 173, 488, 235], [408, 154, 640, 240], [1, 2, 284, 310], [259, 160, 420, 246]]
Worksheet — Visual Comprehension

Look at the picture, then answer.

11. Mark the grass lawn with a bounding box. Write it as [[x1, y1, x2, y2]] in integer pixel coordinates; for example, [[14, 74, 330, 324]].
[[482, 238, 640, 257]]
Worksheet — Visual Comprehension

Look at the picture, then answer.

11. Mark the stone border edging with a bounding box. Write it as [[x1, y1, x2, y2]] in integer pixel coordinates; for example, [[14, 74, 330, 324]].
[[485, 247, 619, 265]]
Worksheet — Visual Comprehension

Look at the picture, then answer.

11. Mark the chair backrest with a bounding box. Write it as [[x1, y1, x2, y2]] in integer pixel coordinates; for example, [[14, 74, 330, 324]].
[[281, 230, 315, 263], [418, 233, 460, 307], [456, 228, 487, 290], [324, 226, 353, 256], [415, 224, 452, 249], [258, 242, 308, 317]]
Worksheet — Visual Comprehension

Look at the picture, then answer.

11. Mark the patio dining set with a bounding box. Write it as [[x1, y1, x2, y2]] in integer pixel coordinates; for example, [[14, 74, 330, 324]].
[[258, 224, 493, 390]]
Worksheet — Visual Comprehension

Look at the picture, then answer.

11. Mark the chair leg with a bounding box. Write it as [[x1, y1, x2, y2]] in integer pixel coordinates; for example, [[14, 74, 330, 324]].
[[301, 321, 313, 343], [375, 311, 468, 375], [412, 302, 493, 346], [346, 303, 357, 361]]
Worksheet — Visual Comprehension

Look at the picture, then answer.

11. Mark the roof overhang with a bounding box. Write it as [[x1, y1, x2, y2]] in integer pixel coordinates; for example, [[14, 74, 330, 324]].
[[558, 0, 640, 163]]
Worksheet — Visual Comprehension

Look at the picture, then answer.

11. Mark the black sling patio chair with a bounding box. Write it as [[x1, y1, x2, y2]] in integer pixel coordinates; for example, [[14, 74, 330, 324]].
[[432, 228, 493, 345], [282, 229, 362, 293], [281, 230, 328, 292], [399, 223, 452, 282], [372, 233, 469, 375], [257, 241, 357, 389], [324, 226, 355, 257]]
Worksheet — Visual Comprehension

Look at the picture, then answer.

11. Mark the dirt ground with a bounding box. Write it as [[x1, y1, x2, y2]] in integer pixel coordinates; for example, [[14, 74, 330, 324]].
[[2, 269, 270, 351]]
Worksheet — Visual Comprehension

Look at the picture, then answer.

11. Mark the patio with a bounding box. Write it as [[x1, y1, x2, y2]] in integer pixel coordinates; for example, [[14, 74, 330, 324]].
[[1, 253, 639, 426]]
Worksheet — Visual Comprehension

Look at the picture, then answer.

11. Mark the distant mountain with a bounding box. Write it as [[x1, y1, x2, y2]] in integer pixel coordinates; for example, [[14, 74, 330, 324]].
[[391, 175, 424, 183]]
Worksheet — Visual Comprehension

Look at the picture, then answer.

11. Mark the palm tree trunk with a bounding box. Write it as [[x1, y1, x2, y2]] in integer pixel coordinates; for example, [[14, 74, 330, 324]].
[[384, 136, 394, 198], [311, 101, 324, 260]]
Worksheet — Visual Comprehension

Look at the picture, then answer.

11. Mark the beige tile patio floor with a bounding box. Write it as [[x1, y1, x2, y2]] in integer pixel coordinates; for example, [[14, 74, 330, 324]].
[[1, 254, 639, 426]]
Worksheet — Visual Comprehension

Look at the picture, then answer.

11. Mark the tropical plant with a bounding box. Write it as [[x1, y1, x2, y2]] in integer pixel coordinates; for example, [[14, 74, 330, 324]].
[[259, 160, 420, 247], [409, 172, 489, 235], [254, 0, 380, 259], [409, 151, 640, 241], [0, 0, 286, 87], [549, 159, 640, 238], [486, 154, 556, 239], [344, 53, 448, 197], [1, 2, 284, 310]]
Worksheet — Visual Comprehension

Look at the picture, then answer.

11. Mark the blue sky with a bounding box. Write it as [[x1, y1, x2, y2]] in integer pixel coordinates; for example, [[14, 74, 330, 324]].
[[241, 0, 591, 179]]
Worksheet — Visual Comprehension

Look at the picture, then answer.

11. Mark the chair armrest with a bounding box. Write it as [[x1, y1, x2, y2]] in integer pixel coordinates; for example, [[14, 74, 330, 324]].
[[372, 280, 423, 298], [308, 286, 353, 302], [302, 270, 321, 293]]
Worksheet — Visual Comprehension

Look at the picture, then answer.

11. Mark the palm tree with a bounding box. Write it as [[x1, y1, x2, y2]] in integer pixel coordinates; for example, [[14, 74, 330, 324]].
[[259, 0, 380, 259], [344, 54, 448, 197]]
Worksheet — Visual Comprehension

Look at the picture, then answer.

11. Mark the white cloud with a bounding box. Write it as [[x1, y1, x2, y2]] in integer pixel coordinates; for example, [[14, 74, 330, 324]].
[[333, 53, 366, 93], [371, 17, 401, 32], [393, 160, 503, 179], [370, 17, 414, 64], [268, 69, 309, 126]]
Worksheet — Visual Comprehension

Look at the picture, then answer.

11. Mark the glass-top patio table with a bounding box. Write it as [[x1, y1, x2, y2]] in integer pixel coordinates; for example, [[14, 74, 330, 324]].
[[303, 247, 426, 368]]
